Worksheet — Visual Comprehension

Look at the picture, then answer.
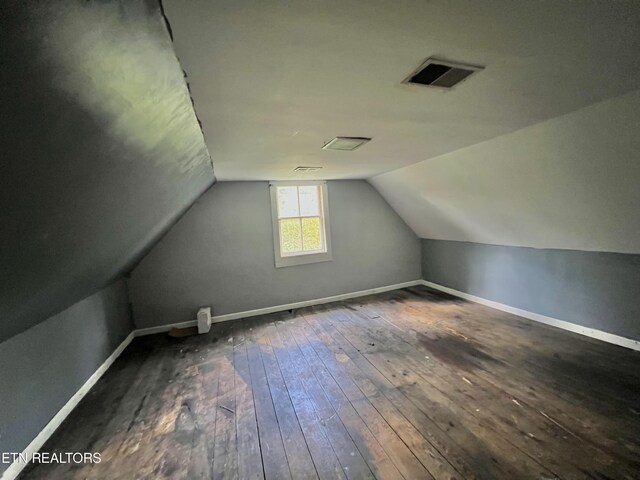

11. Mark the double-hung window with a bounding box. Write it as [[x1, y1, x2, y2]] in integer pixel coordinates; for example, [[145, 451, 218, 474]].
[[270, 181, 332, 268]]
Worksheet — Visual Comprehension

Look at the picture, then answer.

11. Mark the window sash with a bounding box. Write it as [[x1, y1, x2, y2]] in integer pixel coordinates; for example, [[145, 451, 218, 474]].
[[270, 181, 332, 268], [278, 215, 326, 257], [276, 185, 322, 220]]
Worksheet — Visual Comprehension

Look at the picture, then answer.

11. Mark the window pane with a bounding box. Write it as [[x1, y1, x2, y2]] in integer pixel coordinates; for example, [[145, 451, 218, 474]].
[[279, 218, 302, 254], [277, 186, 299, 218], [301, 217, 323, 251], [299, 185, 320, 217]]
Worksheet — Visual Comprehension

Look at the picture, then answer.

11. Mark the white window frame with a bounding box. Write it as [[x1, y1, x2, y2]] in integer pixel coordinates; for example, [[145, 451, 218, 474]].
[[270, 181, 332, 268]]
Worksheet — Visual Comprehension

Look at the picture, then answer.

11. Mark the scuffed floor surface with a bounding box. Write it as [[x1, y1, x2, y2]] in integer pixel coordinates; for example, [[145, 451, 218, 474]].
[[19, 286, 640, 479]]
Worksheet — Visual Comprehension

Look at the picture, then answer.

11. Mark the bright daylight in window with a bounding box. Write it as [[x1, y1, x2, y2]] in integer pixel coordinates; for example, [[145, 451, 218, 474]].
[[270, 182, 332, 268]]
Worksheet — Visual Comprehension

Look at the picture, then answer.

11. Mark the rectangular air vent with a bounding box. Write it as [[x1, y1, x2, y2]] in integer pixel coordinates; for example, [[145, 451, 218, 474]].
[[403, 58, 483, 89], [322, 137, 371, 151], [294, 166, 323, 172]]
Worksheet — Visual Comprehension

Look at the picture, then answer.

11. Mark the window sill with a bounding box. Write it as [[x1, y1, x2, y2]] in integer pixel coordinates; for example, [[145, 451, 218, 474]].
[[275, 251, 333, 268]]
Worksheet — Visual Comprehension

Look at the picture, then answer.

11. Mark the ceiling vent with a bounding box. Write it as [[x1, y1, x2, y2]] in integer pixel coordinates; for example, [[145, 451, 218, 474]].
[[322, 137, 371, 151], [294, 166, 323, 172], [403, 58, 483, 89]]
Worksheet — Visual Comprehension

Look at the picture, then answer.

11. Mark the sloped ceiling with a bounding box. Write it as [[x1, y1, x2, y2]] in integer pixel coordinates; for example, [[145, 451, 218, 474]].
[[0, 0, 215, 342], [159, 0, 639, 254], [371, 90, 640, 254], [162, 0, 640, 180]]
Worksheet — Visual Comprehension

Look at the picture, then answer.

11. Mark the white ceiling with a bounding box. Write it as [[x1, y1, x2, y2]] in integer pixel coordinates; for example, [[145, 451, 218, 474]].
[[164, 0, 640, 181]]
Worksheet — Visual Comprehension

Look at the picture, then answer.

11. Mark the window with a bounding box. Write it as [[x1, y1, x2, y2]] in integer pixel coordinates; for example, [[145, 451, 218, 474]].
[[270, 181, 332, 268]]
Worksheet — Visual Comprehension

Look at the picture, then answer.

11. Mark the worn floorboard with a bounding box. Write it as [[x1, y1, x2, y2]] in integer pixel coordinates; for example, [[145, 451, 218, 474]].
[[18, 286, 640, 480]]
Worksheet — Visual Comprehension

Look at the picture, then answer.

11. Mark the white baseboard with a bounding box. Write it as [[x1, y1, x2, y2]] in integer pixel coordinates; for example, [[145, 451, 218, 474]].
[[1, 331, 135, 480], [135, 280, 423, 337], [420, 280, 640, 352], [134, 320, 197, 337]]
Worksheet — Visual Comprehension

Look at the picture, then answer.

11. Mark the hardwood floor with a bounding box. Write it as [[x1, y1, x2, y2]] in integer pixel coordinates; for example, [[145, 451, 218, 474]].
[[19, 286, 640, 479]]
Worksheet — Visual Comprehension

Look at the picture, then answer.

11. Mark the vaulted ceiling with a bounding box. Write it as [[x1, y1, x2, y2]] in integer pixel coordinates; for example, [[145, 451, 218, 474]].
[[0, 0, 214, 341], [163, 0, 640, 180], [2, 0, 639, 342]]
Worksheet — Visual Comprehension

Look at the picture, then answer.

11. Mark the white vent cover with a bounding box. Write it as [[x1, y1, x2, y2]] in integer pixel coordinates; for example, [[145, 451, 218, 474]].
[[403, 58, 483, 89], [322, 137, 371, 151], [197, 307, 212, 334]]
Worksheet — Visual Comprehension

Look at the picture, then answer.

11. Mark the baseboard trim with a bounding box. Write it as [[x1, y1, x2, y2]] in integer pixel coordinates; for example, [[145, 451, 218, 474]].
[[0, 331, 135, 480], [419, 280, 640, 351], [134, 320, 197, 337], [135, 280, 423, 337]]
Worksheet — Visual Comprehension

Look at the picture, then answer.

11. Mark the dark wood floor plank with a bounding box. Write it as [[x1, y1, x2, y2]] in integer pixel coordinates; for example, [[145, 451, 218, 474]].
[[166, 346, 211, 480], [308, 309, 467, 480], [404, 286, 636, 371], [233, 335, 265, 480], [212, 332, 239, 480], [365, 289, 640, 473], [286, 317, 408, 480], [266, 321, 348, 480], [273, 319, 376, 480], [339, 302, 623, 479], [315, 308, 516, 480], [255, 321, 319, 480], [321, 306, 556, 479], [245, 322, 293, 480], [399, 287, 640, 429], [361, 296, 632, 474], [99, 337, 189, 479], [296, 314, 436, 480], [299, 306, 510, 480], [185, 340, 223, 480]]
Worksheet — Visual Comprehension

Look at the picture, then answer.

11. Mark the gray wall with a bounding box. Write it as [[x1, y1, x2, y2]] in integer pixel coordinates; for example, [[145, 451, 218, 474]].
[[0, 280, 133, 476], [0, 0, 214, 342], [422, 239, 640, 340], [129, 181, 421, 329]]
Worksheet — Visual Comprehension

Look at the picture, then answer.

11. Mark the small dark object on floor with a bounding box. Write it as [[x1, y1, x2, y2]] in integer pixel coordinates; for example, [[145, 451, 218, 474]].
[[168, 326, 198, 338]]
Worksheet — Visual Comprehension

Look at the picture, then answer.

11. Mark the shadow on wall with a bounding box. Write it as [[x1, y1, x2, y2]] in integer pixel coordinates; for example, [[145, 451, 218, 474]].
[[0, 0, 214, 342], [414, 196, 488, 304]]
